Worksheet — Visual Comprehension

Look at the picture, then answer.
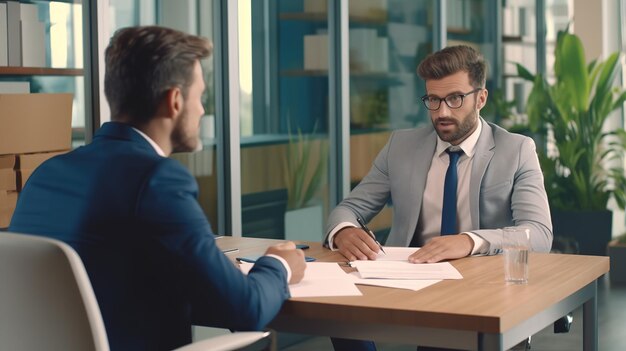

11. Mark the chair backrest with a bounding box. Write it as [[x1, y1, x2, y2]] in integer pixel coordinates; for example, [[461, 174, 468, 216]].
[[0, 232, 109, 351]]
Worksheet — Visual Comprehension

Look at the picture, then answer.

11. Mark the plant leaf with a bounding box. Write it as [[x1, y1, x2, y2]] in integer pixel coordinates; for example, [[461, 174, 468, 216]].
[[515, 63, 536, 81], [555, 32, 589, 111]]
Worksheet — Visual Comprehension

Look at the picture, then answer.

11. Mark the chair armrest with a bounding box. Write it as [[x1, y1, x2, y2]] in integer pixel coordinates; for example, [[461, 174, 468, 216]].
[[174, 331, 272, 351]]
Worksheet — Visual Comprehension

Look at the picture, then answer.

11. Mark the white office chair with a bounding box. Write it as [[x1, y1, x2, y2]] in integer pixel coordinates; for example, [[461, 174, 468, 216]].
[[0, 232, 273, 351]]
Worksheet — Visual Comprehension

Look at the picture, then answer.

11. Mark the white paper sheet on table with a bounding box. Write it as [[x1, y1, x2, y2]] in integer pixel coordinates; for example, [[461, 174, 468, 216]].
[[349, 260, 463, 280], [373, 247, 420, 261], [347, 272, 441, 291], [239, 261, 362, 297]]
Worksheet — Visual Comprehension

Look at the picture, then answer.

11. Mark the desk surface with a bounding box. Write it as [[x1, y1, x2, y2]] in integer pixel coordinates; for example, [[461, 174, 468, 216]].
[[217, 236, 609, 349]]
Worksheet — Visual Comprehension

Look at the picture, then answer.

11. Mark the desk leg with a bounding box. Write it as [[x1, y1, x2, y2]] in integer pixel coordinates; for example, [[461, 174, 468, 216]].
[[479, 333, 503, 351], [582, 281, 598, 351]]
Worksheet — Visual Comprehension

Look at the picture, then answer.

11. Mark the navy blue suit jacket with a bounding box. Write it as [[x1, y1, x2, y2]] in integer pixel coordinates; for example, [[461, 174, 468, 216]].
[[10, 122, 290, 351]]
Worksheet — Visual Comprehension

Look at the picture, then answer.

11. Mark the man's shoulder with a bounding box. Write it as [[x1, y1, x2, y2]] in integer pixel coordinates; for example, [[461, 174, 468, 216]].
[[483, 122, 536, 159], [38, 139, 186, 184], [79, 136, 167, 164], [149, 156, 194, 179], [487, 121, 532, 144]]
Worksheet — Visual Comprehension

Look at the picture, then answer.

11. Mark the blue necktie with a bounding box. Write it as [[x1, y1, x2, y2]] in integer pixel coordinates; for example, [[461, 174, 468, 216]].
[[441, 149, 463, 235]]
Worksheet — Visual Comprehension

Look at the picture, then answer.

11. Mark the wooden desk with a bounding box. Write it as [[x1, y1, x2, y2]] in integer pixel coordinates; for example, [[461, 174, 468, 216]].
[[217, 237, 609, 351]]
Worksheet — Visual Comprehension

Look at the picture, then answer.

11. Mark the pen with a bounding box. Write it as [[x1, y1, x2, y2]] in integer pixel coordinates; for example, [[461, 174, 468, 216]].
[[222, 248, 239, 254], [356, 217, 386, 255]]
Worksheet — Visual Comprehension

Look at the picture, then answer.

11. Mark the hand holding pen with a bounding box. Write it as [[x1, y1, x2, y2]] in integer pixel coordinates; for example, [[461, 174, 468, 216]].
[[356, 217, 386, 255]]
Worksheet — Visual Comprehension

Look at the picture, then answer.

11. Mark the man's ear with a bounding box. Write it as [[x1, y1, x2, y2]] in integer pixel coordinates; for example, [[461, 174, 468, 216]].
[[477, 89, 488, 110], [162, 87, 183, 119]]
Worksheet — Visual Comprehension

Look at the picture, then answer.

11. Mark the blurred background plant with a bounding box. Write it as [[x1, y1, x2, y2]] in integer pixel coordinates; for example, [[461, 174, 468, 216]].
[[515, 29, 626, 211], [283, 125, 328, 210], [482, 88, 530, 134]]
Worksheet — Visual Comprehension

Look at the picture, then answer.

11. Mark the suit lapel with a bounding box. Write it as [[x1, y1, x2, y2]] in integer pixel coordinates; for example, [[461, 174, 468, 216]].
[[405, 129, 437, 245], [470, 119, 495, 228]]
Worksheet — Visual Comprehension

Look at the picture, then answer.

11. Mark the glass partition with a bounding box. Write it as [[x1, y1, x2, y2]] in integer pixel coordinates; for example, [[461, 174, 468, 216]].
[[240, 0, 331, 241]]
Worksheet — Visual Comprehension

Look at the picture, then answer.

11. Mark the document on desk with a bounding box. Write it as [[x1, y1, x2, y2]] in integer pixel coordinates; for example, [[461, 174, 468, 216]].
[[239, 262, 362, 298], [350, 260, 463, 280], [373, 247, 420, 261], [347, 272, 441, 291]]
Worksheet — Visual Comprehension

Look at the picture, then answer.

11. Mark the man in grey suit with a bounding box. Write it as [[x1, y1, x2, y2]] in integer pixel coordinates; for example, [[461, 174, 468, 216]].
[[327, 45, 552, 351]]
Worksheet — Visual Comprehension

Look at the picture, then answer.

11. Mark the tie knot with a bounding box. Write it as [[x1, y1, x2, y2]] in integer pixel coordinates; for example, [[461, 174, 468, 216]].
[[446, 148, 463, 163]]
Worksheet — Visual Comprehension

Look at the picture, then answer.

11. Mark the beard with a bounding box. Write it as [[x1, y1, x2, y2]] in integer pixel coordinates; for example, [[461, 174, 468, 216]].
[[432, 108, 479, 144], [171, 109, 200, 153]]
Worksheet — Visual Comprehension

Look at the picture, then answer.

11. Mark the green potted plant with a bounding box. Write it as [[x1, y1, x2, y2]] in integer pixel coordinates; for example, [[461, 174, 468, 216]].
[[282, 128, 328, 241], [515, 29, 626, 255]]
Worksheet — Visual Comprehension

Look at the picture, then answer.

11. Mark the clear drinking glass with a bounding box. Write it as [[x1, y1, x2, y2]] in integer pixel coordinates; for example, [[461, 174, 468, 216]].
[[502, 227, 530, 284]]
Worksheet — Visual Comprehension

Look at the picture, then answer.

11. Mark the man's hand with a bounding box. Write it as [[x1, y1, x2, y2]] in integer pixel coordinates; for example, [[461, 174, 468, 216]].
[[265, 242, 306, 284], [334, 227, 380, 261], [408, 234, 474, 263]]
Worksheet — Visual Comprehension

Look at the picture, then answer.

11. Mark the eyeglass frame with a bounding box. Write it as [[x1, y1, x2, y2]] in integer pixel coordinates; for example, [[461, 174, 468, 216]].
[[420, 88, 483, 111]]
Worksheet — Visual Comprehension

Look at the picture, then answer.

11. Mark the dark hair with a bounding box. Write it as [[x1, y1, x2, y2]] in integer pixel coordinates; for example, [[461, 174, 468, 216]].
[[417, 45, 487, 88], [104, 26, 212, 123]]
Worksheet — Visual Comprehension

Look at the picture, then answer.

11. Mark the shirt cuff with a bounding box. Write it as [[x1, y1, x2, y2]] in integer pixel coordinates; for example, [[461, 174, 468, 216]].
[[264, 254, 292, 282], [326, 222, 358, 250], [464, 232, 488, 255]]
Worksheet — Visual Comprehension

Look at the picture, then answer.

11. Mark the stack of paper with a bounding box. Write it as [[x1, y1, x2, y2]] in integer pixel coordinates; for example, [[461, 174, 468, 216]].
[[348, 273, 441, 291], [350, 260, 463, 280], [371, 247, 418, 261], [238, 247, 463, 296], [239, 261, 362, 298], [346, 246, 463, 291]]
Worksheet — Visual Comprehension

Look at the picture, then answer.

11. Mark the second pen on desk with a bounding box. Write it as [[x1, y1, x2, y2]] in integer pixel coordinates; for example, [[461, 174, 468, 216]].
[[356, 217, 386, 255]]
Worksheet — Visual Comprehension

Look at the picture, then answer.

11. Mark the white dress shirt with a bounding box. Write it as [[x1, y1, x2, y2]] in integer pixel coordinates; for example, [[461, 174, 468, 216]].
[[418, 121, 487, 254], [132, 127, 166, 157]]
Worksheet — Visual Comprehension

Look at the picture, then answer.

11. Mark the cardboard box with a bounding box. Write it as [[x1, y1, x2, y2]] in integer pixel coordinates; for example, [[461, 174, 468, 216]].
[[0, 190, 18, 228], [0, 154, 16, 169], [0, 155, 17, 191], [0, 169, 17, 191], [0, 93, 73, 155], [17, 150, 68, 190]]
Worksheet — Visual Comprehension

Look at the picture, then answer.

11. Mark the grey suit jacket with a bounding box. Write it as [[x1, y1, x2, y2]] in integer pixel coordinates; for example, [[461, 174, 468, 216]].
[[326, 118, 553, 254]]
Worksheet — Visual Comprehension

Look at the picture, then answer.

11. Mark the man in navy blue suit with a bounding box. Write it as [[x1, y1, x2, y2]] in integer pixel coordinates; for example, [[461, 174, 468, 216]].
[[10, 26, 306, 351]]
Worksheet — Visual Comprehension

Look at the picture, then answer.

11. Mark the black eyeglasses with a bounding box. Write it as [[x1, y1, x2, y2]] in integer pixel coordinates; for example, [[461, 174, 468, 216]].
[[420, 88, 482, 111]]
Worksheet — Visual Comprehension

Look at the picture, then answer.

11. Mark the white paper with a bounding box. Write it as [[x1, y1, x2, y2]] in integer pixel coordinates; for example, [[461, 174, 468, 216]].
[[239, 261, 362, 298], [350, 260, 463, 280], [348, 272, 441, 291], [371, 247, 419, 261]]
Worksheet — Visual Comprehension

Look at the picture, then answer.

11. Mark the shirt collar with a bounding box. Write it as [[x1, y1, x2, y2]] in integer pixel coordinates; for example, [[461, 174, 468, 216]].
[[132, 127, 166, 157], [435, 117, 482, 157]]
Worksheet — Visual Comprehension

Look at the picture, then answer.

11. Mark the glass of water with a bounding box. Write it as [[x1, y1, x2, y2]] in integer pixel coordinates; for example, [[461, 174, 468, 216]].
[[502, 227, 530, 284]]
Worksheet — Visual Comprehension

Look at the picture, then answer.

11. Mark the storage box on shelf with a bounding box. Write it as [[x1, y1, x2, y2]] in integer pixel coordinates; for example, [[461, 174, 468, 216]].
[[0, 93, 73, 228], [0, 93, 72, 154], [0, 154, 17, 192], [0, 190, 18, 228], [1, 0, 87, 147], [1, 1, 47, 68]]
